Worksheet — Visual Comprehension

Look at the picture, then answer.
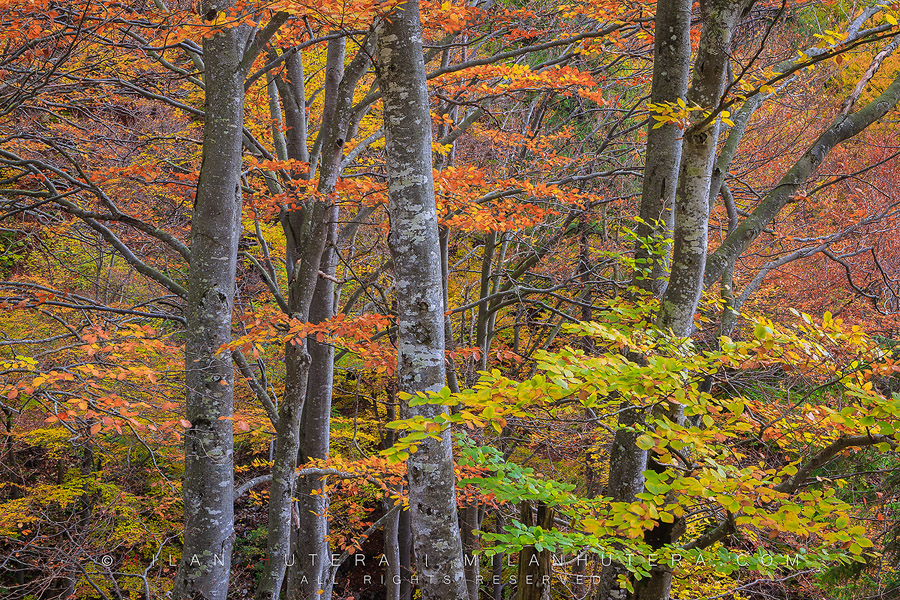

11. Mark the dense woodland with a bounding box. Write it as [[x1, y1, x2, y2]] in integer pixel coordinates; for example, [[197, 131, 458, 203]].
[[2, 0, 900, 599]]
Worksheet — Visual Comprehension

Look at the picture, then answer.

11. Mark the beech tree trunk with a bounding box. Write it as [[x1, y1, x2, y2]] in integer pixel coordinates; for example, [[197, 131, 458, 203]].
[[657, 0, 751, 336], [256, 42, 323, 600], [256, 340, 310, 600], [640, 3, 752, 599], [173, 5, 249, 598], [377, 3, 470, 598], [384, 498, 403, 600], [282, 34, 375, 600], [599, 0, 690, 595], [460, 502, 482, 600], [399, 507, 413, 600], [631, 0, 693, 295], [289, 258, 338, 599], [596, 406, 649, 600], [515, 502, 552, 600]]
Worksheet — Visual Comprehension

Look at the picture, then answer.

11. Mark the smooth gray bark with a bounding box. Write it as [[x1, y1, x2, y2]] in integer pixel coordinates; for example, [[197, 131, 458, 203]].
[[256, 34, 375, 600], [256, 42, 376, 599], [288, 250, 338, 600], [266, 73, 289, 162], [255, 44, 320, 600], [377, 2, 470, 597], [460, 502, 481, 600], [256, 342, 310, 600], [253, 47, 308, 600], [600, 0, 692, 595], [257, 43, 327, 600], [491, 513, 506, 600], [384, 499, 402, 600], [631, 0, 693, 295], [173, 5, 249, 599], [399, 508, 413, 600], [657, 0, 752, 337], [283, 34, 376, 600], [640, 4, 751, 600], [605, 2, 749, 599]]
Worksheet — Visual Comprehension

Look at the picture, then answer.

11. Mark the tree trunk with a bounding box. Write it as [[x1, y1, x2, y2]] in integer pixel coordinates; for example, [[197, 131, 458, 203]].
[[492, 511, 506, 600], [515, 502, 552, 600], [282, 34, 375, 600], [289, 260, 338, 599], [630, 0, 692, 295], [256, 342, 310, 600], [596, 406, 648, 600], [704, 67, 900, 288], [600, 0, 691, 595], [384, 498, 402, 600], [657, 0, 751, 336], [640, 3, 751, 600], [461, 501, 482, 600], [377, 2, 470, 598], [173, 5, 249, 598], [399, 506, 413, 600]]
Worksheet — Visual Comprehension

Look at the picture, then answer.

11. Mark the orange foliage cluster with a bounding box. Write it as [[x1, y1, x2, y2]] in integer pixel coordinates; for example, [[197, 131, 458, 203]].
[[230, 310, 397, 374], [436, 64, 603, 100]]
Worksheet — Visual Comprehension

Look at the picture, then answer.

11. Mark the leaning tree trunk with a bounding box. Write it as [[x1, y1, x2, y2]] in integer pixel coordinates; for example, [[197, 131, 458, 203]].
[[704, 66, 900, 289], [173, 4, 249, 599], [377, 3, 470, 598]]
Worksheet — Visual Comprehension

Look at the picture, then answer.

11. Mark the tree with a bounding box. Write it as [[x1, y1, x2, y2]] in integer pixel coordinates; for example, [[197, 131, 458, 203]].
[[631, 0, 692, 297], [173, 2, 251, 598], [3, 1, 900, 599], [376, 1, 470, 597]]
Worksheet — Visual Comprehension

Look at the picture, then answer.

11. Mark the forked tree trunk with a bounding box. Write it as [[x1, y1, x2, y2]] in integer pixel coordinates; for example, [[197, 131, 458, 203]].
[[282, 34, 375, 600], [657, 0, 752, 337], [376, 3, 470, 598], [173, 4, 249, 598], [643, 5, 753, 598]]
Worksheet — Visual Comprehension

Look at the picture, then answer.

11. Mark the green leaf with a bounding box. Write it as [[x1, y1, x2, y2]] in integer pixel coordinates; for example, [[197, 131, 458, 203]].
[[636, 435, 654, 450]]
